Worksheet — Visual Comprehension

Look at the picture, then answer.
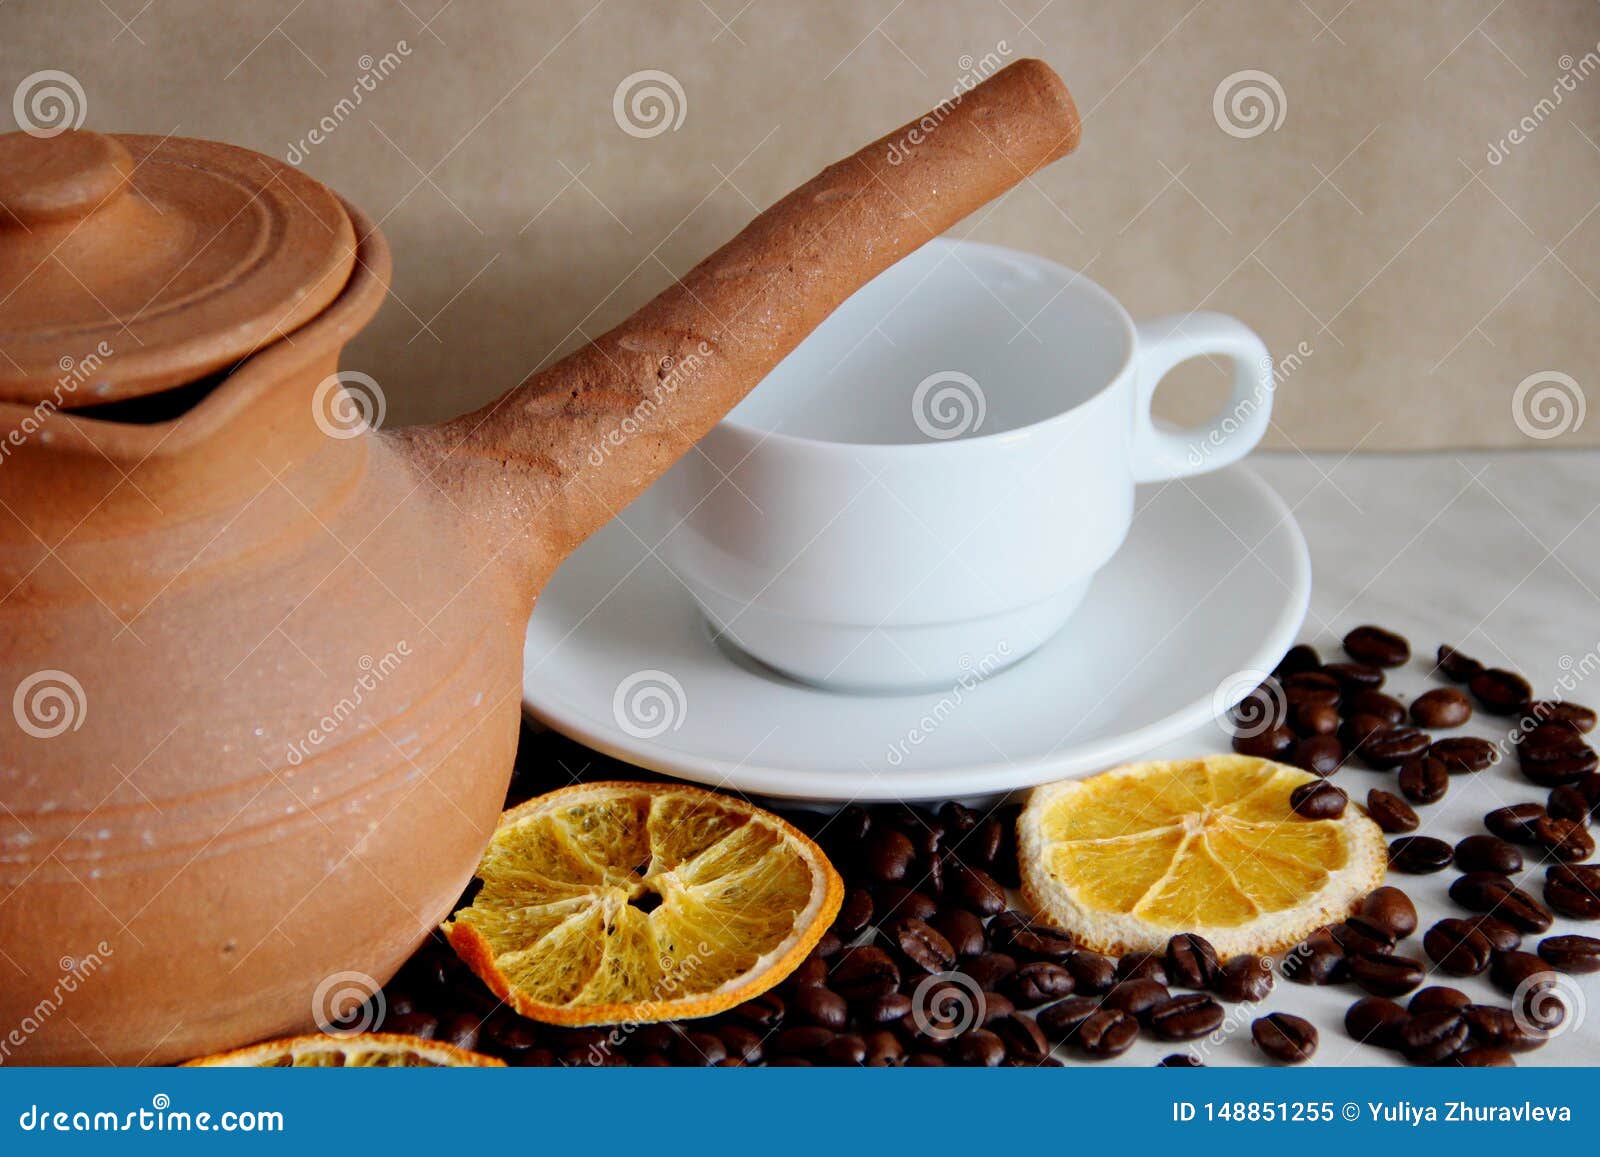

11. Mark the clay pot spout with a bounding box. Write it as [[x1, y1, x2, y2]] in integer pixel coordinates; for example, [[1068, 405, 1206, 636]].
[[395, 59, 1080, 592]]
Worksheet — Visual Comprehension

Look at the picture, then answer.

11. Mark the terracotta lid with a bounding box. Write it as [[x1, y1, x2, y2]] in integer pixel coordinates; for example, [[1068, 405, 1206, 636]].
[[0, 131, 356, 407]]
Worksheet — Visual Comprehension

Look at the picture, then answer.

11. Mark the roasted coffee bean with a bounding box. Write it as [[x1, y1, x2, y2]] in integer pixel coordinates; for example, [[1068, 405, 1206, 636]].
[[1401, 1009, 1469, 1065], [1293, 700, 1341, 737], [988, 1013, 1049, 1062], [1361, 886, 1419, 938], [1281, 938, 1346, 985], [937, 800, 980, 837], [864, 1030, 906, 1067], [1454, 834, 1523, 874], [1548, 784, 1595, 825], [1290, 779, 1347, 819], [1388, 835, 1453, 874], [961, 951, 1018, 991], [1327, 661, 1387, 691], [1348, 951, 1426, 997], [1422, 918, 1493, 976], [1342, 713, 1392, 751], [789, 954, 828, 988], [813, 931, 844, 957], [988, 911, 1075, 961], [1530, 815, 1596, 862], [1538, 934, 1600, 973], [946, 863, 1006, 916], [1233, 726, 1295, 759], [1147, 993, 1224, 1041], [1489, 950, 1552, 996], [1544, 864, 1600, 920], [931, 908, 986, 958], [1291, 735, 1346, 776], [888, 917, 956, 974], [1002, 962, 1074, 1008], [1450, 872, 1553, 933], [1464, 915, 1522, 953], [1470, 668, 1533, 715], [1103, 978, 1169, 1018], [768, 1026, 833, 1059], [673, 1031, 727, 1066], [1531, 701, 1597, 734], [717, 1025, 765, 1065], [1232, 680, 1289, 732], [1284, 670, 1342, 699], [1064, 951, 1117, 995], [872, 884, 937, 923], [1429, 736, 1498, 773], [1252, 1012, 1317, 1063], [1436, 644, 1483, 682], [1037, 995, 1100, 1040], [1157, 1054, 1205, 1067], [863, 826, 916, 882], [832, 888, 874, 938], [1345, 625, 1410, 667], [829, 946, 901, 1001], [1115, 951, 1168, 984], [1409, 986, 1471, 1014], [1363, 727, 1432, 771], [1452, 1046, 1515, 1066], [433, 1013, 481, 1053], [791, 985, 848, 1030], [1485, 803, 1546, 843], [1462, 1004, 1547, 1053], [1075, 1008, 1139, 1059], [383, 1010, 439, 1039], [1165, 933, 1221, 989], [1411, 688, 1472, 729], [1348, 689, 1406, 724], [1398, 756, 1449, 804], [1519, 741, 1599, 787], [855, 991, 912, 1025], [1275, 643, 1322, 677], [1213, 953, 1275, 1002], [1345, 996, 1408, 1047], [819, 1033, 866, 1066], [730, 991, 785, 1029], [1367, 789, 1419, 834], [1328, 917, 1395, 956]]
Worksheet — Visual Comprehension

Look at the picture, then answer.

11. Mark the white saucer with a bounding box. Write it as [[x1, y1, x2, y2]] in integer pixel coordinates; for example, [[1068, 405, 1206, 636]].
[[522, 466, 1310, 802]]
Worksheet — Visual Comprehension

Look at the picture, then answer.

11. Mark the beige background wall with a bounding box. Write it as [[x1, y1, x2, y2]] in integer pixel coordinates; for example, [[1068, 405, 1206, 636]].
[[3, 0, 1597, 450]]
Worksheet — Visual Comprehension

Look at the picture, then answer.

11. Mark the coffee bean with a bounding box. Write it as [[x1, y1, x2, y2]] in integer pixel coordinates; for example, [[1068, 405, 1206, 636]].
[[1348, 951, 1425, 997], [930, 908, 986, 958], [1283, 930, 1347, 986], [1449, 872, 1554, 933], [1345, 625, 1411, 667], [902, 1053, 942, 1067], [1147, 993, 1224, 1041], [1346, 996, 1408, 1047], [1275, 643, 1321, 677], [1326, 661, 1387, 691], [864, 827, 916, 882], [1436, 644, 1484, 682], [963, 817, 1004, 866], [1292, 735, 1347, 776], [938, 800, 979, 836], [832, 888, 874, 938], [1470, 668, 1532, 715], [952, 1028, 1005, 1067], [1213, 954, 1275, 1002], [888, 917, 956, 974], [1252, 1012, 1318, 1063], [1064, 951, 1117, 995], [1233, 726, 1295, 760], [814, 932, 845, 958], [1075, 1008, 1140, 1059], [789, 953, 828, 988], [1401, 1009, 1469, 1065], [987, 911, 1075, 960], [730, 991, 784, 1029], [1284, 670, 1341, 699], [1429, 736, 1498, 773], [1452, 1046, 1515, 1067], [1547, 784, 1595, 825], [1037, 995, 1100, 1040], [1485, 803, 1546, 843], [946, 863, 1006, 916], [872, 884, 936, 923], [977, 990, 1013, 1025], [855, 991, 912, 1025], [829, 946, 901, 1001], [1518, 739, 1599, 787], [1001, 962, 1074, 1008], [1328, 917, 1396, 956], [1464, 915, 1522, 953], [791, 985, 848, 1030], [1531, 815, 1596, 862], [1538, 934, 1600, 973], [1388, 835, 1453, 874], [864, 1030, 906, 1067], [1454, 834, 1523, 874], [383, 1010, 439, 1039], [1366, 789, 1419, 834], [768, 1026, 834, 1059], [1544, 864, 1600, 920], [1409, 986, 1471, 1015], [1342, 713, 1392, 751], [1165, 933, 1221, 989], [1291, 779, 1347, 819], [1232, 681, 1289, 733], [1423, 918, 1494, 976], [1103, 978, 1169, 1018], [1361, 886, 1419, 938], [1348, 689, 1406, 724], [717, 1024, 765, 1064], [1489, 951, 1557, 1006], [1157, 1054, 1205, 1067], [1398, 756, 1449, 804], [988, 1013, 1049, 1062], [1293, 700, 1341, 737], [1531, 701, 1597, 735], [1363, 727, 1432, 771], [1462, 1004, 1547, 1053], [1411, 688, 1472, 729], [961, 952, 1018, 991], [1115, 952, 1168, 984]]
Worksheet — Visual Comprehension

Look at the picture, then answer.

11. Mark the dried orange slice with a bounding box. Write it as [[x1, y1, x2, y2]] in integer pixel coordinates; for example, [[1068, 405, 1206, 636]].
[[184, 1033, 503, 1067], [1019, 756, 1385, 957], [443, 781, 843, 1026]]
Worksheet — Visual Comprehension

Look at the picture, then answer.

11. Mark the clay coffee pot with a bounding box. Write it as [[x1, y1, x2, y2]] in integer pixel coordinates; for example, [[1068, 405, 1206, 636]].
[[0, 61, 1079, 1063]]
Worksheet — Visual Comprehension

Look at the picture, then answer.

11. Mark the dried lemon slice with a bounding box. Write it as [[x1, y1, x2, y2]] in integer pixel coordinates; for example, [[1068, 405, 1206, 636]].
[[443, 781, 842, 1026], [1019, 756, 1385, 957], [185, 1033, 503, 1067]]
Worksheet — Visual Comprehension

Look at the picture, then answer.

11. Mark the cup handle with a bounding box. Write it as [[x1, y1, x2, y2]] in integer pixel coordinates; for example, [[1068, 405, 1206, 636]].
[[1129, 312, 1273, 483]]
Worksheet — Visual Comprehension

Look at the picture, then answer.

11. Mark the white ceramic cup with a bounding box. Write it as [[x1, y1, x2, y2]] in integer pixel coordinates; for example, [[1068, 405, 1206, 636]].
[[643, 238, 1274, 694]]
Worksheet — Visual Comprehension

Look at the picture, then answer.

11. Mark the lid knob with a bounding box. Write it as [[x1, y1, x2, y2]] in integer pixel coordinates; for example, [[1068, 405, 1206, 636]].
[[0, 130, 133, 227]]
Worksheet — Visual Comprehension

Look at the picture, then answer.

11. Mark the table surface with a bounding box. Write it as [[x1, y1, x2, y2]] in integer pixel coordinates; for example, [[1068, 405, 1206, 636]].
[[1123, 448, 1599, 1067]]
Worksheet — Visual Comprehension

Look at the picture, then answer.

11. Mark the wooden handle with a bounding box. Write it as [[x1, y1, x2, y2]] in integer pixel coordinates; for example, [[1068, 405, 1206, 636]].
[[406, 59, 1080, 583]]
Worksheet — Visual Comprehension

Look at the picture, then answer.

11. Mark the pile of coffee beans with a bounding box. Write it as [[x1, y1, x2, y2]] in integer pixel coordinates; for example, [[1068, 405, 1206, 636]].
[[365, 625, 1595, 1066]]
